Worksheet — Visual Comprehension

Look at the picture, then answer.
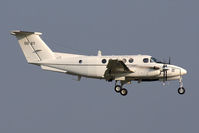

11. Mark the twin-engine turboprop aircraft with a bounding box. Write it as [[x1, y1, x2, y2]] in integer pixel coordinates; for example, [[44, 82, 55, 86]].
[[11, 30, 187, 96]]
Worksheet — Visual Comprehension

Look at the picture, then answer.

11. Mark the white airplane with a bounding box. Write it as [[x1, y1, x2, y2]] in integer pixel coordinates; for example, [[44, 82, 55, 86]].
[[11, 30, 187, 96]]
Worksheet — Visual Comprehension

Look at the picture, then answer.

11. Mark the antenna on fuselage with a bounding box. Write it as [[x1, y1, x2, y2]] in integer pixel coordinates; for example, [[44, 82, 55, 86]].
[[168, 57, 171, 64], [98, 50, 102, 56]]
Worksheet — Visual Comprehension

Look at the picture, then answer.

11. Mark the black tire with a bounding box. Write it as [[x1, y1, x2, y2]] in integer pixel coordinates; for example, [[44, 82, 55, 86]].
[[178, 87, 185, 95], [120, 88, 128, 96], [114, 85, 122, 93]]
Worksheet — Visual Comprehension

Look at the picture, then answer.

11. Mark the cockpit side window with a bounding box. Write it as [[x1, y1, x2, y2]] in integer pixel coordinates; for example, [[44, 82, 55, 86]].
[[150, 57, 163, 63], [143, 58, 149, 63], [150, 57, 157, 63]]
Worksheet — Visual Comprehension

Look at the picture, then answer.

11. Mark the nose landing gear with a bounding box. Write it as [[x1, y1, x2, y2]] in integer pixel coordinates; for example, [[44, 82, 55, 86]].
[[178, 77, 186, 95], [178, 87, 185, 94]]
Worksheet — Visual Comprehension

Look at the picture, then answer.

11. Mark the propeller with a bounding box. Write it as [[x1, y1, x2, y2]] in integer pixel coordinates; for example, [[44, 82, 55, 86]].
[[162, 64, 169, 82], [152, 57, 171, 84], [162, 57, 171, 64], [161, 57, 171, 83]]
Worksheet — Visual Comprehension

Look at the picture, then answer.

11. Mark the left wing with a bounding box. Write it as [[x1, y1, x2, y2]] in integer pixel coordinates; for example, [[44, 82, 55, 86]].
[[104, 59, 134, 81]]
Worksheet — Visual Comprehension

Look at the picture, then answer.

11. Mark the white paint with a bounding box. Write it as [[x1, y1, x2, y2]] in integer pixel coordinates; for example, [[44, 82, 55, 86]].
[[11, 30, 188, 95]]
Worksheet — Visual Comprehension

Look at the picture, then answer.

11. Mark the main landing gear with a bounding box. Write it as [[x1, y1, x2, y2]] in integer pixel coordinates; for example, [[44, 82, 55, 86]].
[[178, 77, 185, 95], [114, 81, 128, 96]]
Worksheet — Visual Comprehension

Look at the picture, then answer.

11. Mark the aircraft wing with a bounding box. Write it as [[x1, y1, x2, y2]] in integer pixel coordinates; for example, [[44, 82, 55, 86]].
[[104, 59, 133, 81]]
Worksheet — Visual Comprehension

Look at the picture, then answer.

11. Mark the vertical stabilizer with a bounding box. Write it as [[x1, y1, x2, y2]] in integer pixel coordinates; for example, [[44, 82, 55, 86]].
[[11, 30, 54, 63]]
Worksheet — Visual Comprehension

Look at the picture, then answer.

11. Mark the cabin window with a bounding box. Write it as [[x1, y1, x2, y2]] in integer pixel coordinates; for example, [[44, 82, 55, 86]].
[[129, 58, 134, 63], [79, 60, 82, 64], [102, 59, 107, 64], [143, 58, 149, 63], [122, 58, 126, 63]]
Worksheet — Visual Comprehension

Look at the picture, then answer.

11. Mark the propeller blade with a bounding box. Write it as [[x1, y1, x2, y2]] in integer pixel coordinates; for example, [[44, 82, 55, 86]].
[[162, 64, 169, 83], [163, 71, 165, 82]]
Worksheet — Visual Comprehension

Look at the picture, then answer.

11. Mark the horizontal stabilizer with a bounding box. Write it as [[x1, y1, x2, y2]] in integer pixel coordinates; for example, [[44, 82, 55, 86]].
[[41, 65, 67, 73], [11, 30, 42, 36]]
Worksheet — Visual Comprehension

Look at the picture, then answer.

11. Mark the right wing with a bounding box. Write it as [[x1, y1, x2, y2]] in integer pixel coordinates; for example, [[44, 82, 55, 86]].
[[104, 59, 134, 81]]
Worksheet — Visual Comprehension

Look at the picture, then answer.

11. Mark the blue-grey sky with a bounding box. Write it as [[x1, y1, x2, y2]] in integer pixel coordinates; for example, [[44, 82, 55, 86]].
[[0, 0, 198, 132]]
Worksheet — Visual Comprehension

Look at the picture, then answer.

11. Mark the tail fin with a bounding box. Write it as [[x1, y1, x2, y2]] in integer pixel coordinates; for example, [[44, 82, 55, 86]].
[[11, 30, 54, 63]]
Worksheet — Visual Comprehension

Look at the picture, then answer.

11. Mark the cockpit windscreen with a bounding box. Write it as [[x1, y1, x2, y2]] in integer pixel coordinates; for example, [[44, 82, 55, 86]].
[[150, 57, 163, 63]]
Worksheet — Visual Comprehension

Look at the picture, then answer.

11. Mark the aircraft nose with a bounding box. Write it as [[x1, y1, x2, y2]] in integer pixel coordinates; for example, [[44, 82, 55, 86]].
[[181, 68, 187, 75]]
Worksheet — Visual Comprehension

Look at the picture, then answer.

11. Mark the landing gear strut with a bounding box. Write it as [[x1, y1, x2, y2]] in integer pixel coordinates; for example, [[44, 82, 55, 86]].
[[178, 77, 185, 95], [114, 81, 128, 96]]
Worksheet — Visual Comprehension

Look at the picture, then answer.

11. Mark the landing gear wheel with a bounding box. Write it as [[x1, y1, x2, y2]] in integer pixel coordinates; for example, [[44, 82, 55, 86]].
[[178, 87, 185, 95], [114, 85, 122, 93], [120, 88, 128, 96]]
